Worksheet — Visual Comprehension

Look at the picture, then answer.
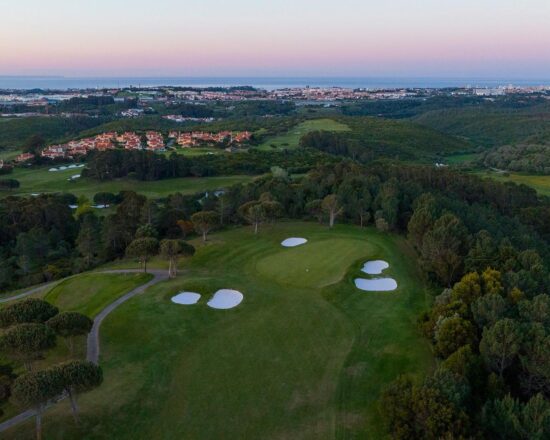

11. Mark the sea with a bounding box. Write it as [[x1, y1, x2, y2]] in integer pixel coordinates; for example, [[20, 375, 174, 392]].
[[1, 76, 550, 91]]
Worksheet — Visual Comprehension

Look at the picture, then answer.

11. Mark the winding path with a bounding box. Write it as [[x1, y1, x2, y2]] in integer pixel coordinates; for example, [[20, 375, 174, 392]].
[[0, 269, 169, 433]]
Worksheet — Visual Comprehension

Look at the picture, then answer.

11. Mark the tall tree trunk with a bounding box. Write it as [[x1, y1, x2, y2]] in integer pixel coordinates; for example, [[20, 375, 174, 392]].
[[360, 214, 364, 228], [68, 388, 80, 423], [172, 257, 177, 277], [202, 231, 207, 242], [329, 211, 335, 228], [36, 407, 42, 440], [144, 258, 147, 273], [254, 222, 259, 234]]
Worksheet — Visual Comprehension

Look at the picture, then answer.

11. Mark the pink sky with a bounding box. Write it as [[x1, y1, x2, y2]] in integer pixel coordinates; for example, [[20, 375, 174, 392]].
[[1, 0, 550, 77]]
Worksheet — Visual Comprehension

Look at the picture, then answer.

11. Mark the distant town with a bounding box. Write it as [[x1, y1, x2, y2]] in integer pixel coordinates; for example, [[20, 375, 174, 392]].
[[1, 84, 550, 116]]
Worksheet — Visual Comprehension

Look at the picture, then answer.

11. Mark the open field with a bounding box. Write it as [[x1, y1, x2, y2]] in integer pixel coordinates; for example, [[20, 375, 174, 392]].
[[444, 152, 480, 164], [472, 170, 550, 197], [2, 165, 256, 199], [5, 222, 433, 439], [257, 118, 350, 151]]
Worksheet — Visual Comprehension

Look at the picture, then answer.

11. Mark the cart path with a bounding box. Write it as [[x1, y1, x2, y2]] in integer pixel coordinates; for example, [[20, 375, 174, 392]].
[[0, 269, 169, 433]]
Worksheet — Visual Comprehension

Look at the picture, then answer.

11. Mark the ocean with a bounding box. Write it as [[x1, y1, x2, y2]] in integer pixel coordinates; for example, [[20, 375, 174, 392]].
[[1, 76, 550, 90]]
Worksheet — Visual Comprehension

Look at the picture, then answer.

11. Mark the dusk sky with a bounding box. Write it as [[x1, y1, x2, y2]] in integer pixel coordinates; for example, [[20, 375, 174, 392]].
[[2, 0, 550, 77]]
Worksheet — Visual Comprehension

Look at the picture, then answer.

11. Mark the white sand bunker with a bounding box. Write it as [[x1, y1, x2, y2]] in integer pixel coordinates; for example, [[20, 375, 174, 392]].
[[207, 289, 243, 309], [171, 292, 201, 305], [355, 278, 398, 291], [361, 260, 390, 275], [281, 237, 307, 247]]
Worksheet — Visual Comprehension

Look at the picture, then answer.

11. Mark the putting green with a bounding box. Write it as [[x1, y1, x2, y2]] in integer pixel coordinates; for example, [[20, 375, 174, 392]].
[[5, 223, 433, 439], [256, 237, 370, 288]]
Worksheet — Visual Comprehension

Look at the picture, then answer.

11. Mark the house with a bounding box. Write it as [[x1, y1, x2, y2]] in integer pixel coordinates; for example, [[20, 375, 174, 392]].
[[15, 153, 35, 162]]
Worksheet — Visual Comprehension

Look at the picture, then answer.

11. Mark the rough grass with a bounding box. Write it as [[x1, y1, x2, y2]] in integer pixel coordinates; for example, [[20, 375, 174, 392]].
[[257, 119, 350, 151], [472, 170, 550, 196], [3, 166, 256, 200], [44, 272, 152, 318], [5, 222, 433, 440]]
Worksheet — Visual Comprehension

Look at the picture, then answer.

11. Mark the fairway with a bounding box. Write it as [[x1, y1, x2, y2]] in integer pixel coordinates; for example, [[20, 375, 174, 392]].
[[3, 166, 256, 199], [473, 170, 550, 196], [5, 223, 433, 439], [257, 118, 350, 151]]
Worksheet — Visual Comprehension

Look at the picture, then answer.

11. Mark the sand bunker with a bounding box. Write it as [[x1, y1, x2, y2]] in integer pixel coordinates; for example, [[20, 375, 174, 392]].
[[207, 289, 243, 309], [361, 260, 389, 275], [171, 292, 201, 305], [355, 278, 397, 291], [49, 168, 58, 172], [281, 237, 307, 247]]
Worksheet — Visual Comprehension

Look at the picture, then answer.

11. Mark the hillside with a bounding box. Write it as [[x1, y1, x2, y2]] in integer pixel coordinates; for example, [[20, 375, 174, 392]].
[[412, 102, 550, 147]]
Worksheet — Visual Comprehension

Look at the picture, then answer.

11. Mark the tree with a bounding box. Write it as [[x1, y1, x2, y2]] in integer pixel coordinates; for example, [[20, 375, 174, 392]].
[[0, 298, 58, 328], [76, 214, 100, 268], [125, 237, 159, 273], [11, 368, 64, 440], [46, 312, 93, 357], [480, 318, 522, 376], [160, 239, 195, 278], [408, 194, 437, 250], [482, 394, 550, 440], [472, 294, 507, 329], [305, 199, 323, 223], [434, 316, 476, 359], [22, 134, 45, 154], [55, 361, 103, 423], [321, 194, 342, 228], [176, 219, 195, 238], [421, 214, 469, 286], [191, 211, 218, 242], [0, 179, 20, 191], [238, 201, 266, 234], [0, 323, 56, 371]]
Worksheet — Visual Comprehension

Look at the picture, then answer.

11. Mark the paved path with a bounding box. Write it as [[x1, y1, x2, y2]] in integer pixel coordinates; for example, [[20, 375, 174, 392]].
[[0, 269, 168, 433]]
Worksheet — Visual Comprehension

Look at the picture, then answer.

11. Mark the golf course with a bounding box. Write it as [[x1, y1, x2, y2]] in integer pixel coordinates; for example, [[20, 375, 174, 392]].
[[2, 222, 433, 439], [3, 166, 255, 200]]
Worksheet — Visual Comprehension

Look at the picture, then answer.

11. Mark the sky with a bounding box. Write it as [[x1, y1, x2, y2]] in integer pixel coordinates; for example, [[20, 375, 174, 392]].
[[1, 0, 550, 78]]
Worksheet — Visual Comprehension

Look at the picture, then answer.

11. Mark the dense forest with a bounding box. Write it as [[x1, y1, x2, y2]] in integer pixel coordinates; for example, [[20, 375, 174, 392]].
[[482, 143, 550, 174]]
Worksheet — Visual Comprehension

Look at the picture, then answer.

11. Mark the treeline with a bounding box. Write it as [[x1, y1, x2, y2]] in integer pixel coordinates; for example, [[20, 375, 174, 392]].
[[82, 148, 333, 181], [482, 143, 550, 174]]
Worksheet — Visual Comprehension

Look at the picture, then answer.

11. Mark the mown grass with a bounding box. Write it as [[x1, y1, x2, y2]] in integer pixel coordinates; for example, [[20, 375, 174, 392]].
[[2, 166, 256, 200], [6, 222, 433, 439], [257, 118, 350, 151]]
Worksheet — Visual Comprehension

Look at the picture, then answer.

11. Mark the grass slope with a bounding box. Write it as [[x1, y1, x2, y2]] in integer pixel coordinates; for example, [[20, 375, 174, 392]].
[[6, 223, 433, 439], [0, 272, 151, 422], [3, 166, 256, 199], [44, 273, 152, 318], [257, 118, 350, 151], [412, 105, 550, 147]]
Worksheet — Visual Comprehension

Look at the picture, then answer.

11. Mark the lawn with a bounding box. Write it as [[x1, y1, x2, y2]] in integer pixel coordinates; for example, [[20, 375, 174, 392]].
[[257, 118, 350, 151], [3, 165, 256, 199], [5, 222, 434, 439], [472, 170, 550, 197]]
